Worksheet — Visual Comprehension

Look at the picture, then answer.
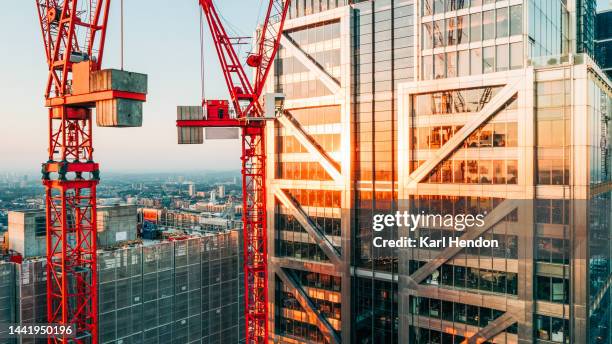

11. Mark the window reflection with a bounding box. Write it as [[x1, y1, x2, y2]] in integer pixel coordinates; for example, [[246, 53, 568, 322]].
[[510, 5, 522, 36], [423, 22, 433, 50], [470, 48, 482, 75], [286, 189, 341, 208], [457, 15, 469, 44], [411, 296, 504, 327], [278, 162, 333, 181], [536, 80, 570, 185], [458, 50, 470, 76], [417, 158, 519, 185], [483, 46, 495, 73], [422, 55, 433, 80], [447, 18, 456, 46], [535, 315, 569, 343], [497, 44, 509, 71], [433, 20, 445, 48], [496, 7, 509, 38], [447, 52, 457, 78], [413, 87, 505, 116], [483, 10, 495, 40], [470, 12, 482, 42], [434, 53, 446, 79], [510, 42, 523, 69]]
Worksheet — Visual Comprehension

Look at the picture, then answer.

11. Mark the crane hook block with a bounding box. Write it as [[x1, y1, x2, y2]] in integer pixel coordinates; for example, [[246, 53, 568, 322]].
[[246, 54, 262, 68]]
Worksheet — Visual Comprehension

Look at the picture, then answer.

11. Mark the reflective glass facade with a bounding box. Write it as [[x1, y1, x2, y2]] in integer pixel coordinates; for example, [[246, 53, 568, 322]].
[[269, 2, 612, 344], [577, 0, 596, 56], [352, 2, 413, 342], [421, 1, 523, 79], [527, 0, 570, 58]]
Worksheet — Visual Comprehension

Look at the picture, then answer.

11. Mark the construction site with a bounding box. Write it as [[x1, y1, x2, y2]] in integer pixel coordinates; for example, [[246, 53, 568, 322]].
[[0, 205, 244, 344], [1, 0, 612, 343]]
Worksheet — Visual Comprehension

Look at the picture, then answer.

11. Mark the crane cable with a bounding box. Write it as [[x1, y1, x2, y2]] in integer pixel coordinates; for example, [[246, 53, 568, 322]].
[[120, 0, 124, 70], [200, 7, 206, 103]]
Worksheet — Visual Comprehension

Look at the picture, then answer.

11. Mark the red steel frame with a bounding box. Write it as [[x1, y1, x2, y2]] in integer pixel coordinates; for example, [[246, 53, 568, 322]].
[[35, 1, 110, 343], [180, 1, 290, 343]]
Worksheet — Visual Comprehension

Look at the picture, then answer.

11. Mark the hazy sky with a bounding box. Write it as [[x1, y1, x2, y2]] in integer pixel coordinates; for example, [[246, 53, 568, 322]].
[[0, 1, 262, 174], [1, 1, 610, 175]]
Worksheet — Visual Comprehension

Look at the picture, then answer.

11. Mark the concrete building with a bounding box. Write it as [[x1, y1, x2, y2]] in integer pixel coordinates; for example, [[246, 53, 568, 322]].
[[97, 205, 139, 247], [8, 205, 138, 258], [217, 185, 226, 198], [8, 210, 46, 258], [596, 10, 612, 79], [267, 1, 611, 343], [189, 182, 197, 197]]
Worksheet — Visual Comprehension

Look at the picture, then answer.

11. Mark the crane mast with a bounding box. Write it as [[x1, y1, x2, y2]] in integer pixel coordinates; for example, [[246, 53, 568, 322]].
[[178, 1, 290, 343], [36, 1, 146, 342]]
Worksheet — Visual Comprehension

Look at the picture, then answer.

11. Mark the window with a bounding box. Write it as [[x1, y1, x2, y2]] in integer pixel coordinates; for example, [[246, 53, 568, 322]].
[[493, 160, 506, 183], [496, 7, 508, 38], [536, 276, 569, 303], [470, 12, 482, 42], [433, 20, 445, 48], [434, 0, 445, 14], [506, 160, 518, 184], [535, 315, 569, 343], [423, 22, 433, 50], [493, 123, 507, 147], [510, 41, 523, 69], [447, 52, 457, 77], [458, 0, 469, 9], [447, 18, 456, 45], [496, 44, 509, 71], [422, 55, 433, 80], [35, 216, 46, 237], [479, 160, 493, 183], [483, 10, 495, 40], [483, 46, 494, 73], [434, 54, 446, 79], [457, 15, 469, 44], [510, 5, 522, 36], [466, 160, 478, 183], [506, 123, 517, 147], [445, 0, 456, 12], [471, 0, 481, 6], [471, 48, 482, 74], [458, 50, 470, 76], [423, 0, 433, 15]]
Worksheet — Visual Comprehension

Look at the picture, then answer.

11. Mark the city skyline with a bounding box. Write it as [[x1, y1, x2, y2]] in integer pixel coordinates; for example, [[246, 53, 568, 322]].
[[1, 0, 610, 174]]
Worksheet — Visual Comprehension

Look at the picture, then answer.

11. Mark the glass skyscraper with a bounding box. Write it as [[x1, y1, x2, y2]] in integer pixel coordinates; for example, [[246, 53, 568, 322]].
[[267, 1, 611, 343], [596, 9, 612, 79]]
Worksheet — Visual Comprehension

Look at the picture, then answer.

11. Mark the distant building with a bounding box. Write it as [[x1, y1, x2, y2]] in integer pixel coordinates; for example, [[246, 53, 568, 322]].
[[596, 10, 612, 78], [188, 182, 196, 197], [210, 190, 216, 204], [217, 185, 225, 198], [8, 210, 46, 258], [8, 205, 138, 258]]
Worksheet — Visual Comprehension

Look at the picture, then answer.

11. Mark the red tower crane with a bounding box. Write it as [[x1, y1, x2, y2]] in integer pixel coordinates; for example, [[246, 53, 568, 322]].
[[176, 1, 290, 343], [35, 1, 146, 342]]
